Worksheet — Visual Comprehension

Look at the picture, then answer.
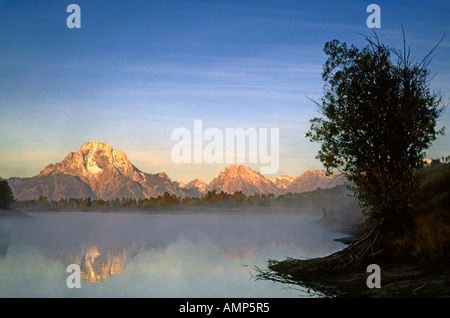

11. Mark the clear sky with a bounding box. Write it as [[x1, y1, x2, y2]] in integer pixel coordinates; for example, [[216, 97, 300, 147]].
[[1, 0, 449, 183]]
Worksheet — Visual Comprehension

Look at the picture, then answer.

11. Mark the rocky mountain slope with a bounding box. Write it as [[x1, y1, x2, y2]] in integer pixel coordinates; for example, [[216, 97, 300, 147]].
[[268, 175, 296, 190], [286, 169, 346, 193], [179, 178, 208, 197], [6, 142, 347, 201], [8, 142, 184, 201], [207, 165, 282, 196]]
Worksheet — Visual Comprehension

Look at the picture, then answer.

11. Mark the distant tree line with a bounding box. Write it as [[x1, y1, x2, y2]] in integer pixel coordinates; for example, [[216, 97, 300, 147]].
[[11, 186, 356, 213], [4, 161, 448, 215]]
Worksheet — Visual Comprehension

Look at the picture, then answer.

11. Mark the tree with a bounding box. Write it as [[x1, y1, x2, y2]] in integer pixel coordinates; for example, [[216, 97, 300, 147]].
[[0, 180, 15, 209], [262, 32, 449, 282], [306, 33, 445, 231]]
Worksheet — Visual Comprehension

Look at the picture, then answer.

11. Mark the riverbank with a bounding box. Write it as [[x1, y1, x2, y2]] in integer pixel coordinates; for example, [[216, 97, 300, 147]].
[[265, 257, 450, 297], [264, 212, 450, 298]]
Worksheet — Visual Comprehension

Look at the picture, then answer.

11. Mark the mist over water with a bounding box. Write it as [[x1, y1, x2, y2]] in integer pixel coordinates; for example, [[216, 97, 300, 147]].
[[0, 211, 347, 297]]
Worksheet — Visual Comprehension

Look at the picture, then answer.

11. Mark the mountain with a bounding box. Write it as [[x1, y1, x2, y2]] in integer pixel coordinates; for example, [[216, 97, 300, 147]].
[[8, 141, 184, 201], [207, 165, 281, 196], [180, 179, 208, 198], [286, 169, 346, 193], [8, 174, 97, 201], [268, 175, 295, 190], [184, 179, 208, 193], [6, 142, 347, 201]]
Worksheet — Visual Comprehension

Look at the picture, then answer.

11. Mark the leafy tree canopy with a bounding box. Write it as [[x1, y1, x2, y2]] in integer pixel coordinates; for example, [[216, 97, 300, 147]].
[[306, 32, 446, 222]]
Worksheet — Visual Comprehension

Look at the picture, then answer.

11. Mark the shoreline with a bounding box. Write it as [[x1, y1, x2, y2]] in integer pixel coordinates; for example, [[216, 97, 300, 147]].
[[0, 209, 30, 218], [264, 252, 450, 298]]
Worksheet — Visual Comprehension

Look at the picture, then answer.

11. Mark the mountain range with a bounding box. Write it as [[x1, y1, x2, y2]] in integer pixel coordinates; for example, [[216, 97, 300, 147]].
[[5, 141, 346, 201]]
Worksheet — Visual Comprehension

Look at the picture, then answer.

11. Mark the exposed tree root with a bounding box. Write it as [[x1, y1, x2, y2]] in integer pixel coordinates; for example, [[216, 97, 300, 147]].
[[263, 215, 419, 285], [268, 221, 387, 281], [251, 215, 450, 297]]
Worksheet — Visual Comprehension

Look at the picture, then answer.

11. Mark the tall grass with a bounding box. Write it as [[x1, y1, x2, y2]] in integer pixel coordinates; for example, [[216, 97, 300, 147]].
[[398, 163, 450, 261], [412, 209, 450, 260], [388, 164, 450, 261]]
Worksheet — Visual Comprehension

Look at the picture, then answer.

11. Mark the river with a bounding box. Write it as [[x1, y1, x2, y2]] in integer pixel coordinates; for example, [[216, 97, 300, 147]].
[[0, 211, 346, 297]]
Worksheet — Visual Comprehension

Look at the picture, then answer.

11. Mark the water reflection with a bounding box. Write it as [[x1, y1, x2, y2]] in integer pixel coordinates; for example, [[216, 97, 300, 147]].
[[0, 233, 10, 259], [0, 212, 346, 296], [41, 245, 139, 283]]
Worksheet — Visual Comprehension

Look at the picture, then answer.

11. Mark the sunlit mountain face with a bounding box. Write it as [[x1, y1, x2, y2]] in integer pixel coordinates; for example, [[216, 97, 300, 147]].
[[7, 142, 185, 201], [7, 142, 347, 202]]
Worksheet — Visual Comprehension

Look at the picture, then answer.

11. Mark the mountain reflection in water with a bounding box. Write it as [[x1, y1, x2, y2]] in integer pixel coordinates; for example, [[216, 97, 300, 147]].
[[0, 212, 346, 296], [42, 245, 138, 283]]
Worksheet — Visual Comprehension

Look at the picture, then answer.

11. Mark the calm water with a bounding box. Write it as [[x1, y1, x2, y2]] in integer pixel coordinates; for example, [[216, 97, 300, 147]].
[[0, 211, 346, 297]]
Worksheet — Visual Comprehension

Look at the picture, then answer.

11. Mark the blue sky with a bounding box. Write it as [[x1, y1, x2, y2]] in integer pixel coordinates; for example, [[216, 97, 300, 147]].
[[1, 0, 449, 182]]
